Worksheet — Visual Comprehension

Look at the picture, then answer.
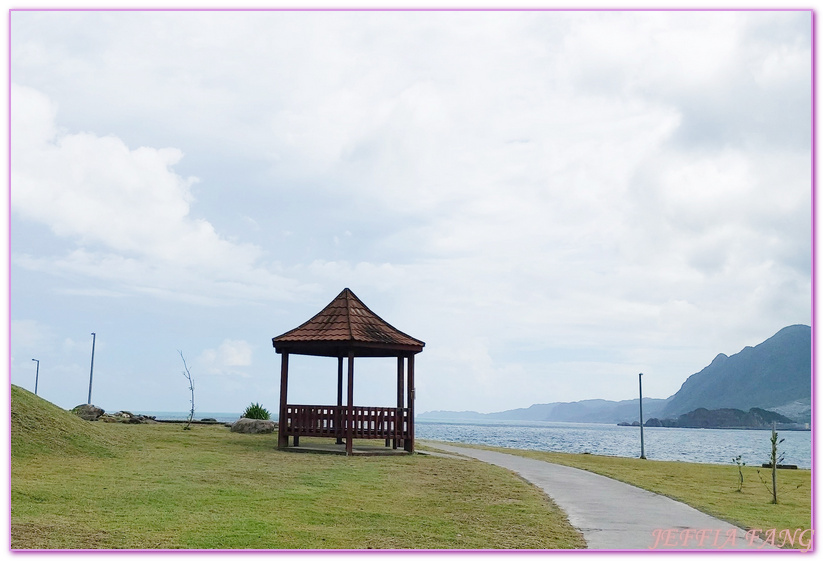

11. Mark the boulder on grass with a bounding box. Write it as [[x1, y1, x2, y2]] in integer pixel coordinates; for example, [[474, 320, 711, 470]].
[[231, 418, 275, 434], [107, 411, 154, 424], [72, 404, 105, 421]]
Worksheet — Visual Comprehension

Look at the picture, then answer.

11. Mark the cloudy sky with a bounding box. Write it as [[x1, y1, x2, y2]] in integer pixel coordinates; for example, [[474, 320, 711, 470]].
[[9, 9, 811, 416]]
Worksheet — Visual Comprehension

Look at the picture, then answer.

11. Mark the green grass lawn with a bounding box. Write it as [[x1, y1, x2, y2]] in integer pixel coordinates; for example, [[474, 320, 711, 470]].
[[425, 441, 812, 548], [12, 385, 812, 550], [10, 386, 584, 550]]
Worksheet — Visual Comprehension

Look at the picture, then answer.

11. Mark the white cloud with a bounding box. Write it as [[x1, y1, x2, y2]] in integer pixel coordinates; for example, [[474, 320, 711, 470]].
[[197, 339, 254, 377], [11, 83, 306, 304], [218, 340, 253, 367], [9, 11, 812, 413]]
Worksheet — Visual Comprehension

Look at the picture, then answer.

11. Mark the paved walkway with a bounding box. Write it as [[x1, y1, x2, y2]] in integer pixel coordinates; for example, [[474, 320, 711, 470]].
[[421, 441, 775, 551]]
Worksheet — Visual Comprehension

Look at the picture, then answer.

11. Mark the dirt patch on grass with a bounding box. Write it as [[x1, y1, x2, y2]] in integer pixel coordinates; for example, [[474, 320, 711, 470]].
[[12, 522, 122, 549]]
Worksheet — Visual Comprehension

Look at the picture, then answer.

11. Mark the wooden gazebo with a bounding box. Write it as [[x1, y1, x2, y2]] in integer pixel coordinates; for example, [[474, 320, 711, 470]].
[[272, 288, 425, 455]]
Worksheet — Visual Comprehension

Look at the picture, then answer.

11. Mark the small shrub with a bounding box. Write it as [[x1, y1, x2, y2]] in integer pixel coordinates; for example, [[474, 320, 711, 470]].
[[732, 455, 745, 492], [243, 403, 271, 420]]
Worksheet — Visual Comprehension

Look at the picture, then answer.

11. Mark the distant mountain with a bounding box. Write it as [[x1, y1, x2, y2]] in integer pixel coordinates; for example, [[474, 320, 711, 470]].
[[645, 407, 798, 429], [660, 325, 811, 422], [419, 397, 670, 424], [766, 398, 811, 424], [419, 410, 490, 422], [419, 324, 811, 425]]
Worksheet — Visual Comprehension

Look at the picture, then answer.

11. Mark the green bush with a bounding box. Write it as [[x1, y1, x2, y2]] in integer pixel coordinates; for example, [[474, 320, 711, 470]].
[[242, 402, 271, 420]]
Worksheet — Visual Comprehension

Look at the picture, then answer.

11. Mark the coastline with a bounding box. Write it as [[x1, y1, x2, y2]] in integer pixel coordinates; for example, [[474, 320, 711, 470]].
[[135, 411, 243, 424], [617, 423, 810, 431], [415, 419, 812, 468]]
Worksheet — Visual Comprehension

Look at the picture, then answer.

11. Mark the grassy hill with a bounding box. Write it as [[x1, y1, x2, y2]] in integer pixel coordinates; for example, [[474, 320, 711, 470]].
[[10, 386, 584, 549], [11, 384, 122, 458]]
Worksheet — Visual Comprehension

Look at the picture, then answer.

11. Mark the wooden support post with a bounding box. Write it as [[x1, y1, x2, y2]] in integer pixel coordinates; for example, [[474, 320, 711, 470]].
[[405, 354, 415, 453], [394, 356, 404, 449], [278, 352, 289, 449], [336, 356, 344, 445], [346, 351, 354, 456]]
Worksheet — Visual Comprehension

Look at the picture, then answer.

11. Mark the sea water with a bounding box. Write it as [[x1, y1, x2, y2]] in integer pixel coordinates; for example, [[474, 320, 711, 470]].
[[416, 419, 812, 468], [137, 411, 242, 423], [141, 412, 812, 468]]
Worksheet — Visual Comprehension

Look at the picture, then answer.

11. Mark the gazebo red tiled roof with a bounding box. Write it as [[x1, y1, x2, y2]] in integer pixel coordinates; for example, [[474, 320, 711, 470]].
[[272, 288, 425, 357]]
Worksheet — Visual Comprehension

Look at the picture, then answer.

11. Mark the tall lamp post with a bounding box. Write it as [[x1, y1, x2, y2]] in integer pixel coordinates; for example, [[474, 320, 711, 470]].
[[639, 372, 646, 460], [31, 359, 40, 395], [88, 332, 96, 405]]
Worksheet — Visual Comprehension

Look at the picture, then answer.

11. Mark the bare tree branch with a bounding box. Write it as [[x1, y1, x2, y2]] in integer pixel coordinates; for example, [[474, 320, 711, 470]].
[[178, 350, 195, 431]]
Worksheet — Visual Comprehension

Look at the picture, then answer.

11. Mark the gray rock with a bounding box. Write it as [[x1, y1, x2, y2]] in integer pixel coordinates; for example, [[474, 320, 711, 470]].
[[230, 418, 276, 434], [72, 404, 105, 421], [111, 411, 143, 424], [100, 411, 156, 424]]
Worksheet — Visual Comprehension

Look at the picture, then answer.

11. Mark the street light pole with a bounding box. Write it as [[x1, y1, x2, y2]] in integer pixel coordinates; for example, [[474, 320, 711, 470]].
[[639, 372, 646, 460], [31, 359, 39, 395], [88, 332, 96, 405]]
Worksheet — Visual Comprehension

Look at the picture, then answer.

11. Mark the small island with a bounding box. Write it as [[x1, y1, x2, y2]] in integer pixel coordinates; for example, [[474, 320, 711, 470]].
[[619, 407, 806, 430]]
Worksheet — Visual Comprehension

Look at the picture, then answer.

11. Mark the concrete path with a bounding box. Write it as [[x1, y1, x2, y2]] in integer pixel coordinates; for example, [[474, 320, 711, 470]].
[[422, 441, 775, 551]]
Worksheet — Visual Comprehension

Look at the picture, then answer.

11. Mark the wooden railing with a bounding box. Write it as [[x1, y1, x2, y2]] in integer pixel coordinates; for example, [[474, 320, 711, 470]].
[[283, 405, 409, 440]]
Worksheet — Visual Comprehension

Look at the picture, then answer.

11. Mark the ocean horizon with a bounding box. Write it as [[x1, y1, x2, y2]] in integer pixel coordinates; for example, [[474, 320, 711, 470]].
[[138, 413, 811, 468], [136, 411, 245, 423]]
